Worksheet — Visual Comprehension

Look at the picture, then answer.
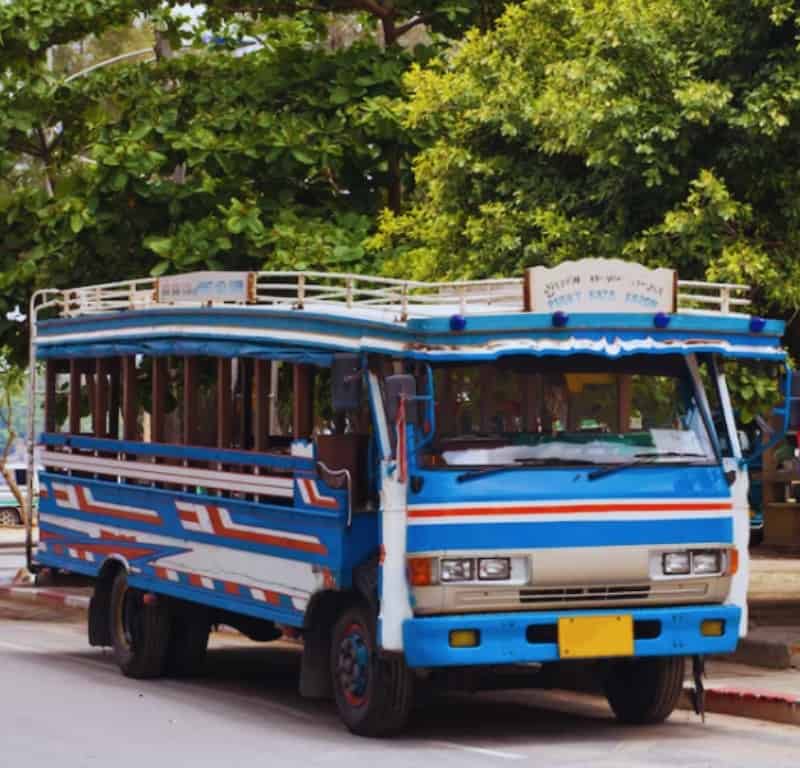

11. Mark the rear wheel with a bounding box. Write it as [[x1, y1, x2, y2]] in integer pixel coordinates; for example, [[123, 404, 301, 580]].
[[604, 655, 685, 725], [109, 569, 170, 679], [166, 604, 210, 677], [330, 602, 414, 737]]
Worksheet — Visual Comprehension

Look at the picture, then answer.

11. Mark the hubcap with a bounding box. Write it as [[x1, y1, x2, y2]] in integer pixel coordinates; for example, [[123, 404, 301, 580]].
[[337, 623, 370, 707]]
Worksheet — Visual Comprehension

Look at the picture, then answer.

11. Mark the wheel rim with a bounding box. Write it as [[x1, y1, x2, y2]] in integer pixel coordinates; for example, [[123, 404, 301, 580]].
[[337, 622, 370, 708]]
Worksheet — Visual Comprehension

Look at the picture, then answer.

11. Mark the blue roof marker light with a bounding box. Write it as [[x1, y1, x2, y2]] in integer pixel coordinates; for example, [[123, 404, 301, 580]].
[[653, 312, 671, 329], [449, 314, 467, 332], [551, 311, 569, 328], [749, 316, 767, 333]]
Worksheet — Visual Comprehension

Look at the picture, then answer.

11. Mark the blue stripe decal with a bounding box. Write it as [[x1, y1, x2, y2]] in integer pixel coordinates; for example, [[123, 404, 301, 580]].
[[406, 517, 733, 552]]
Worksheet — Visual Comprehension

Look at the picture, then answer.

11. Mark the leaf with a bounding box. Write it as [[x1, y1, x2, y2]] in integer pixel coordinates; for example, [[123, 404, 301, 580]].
[[150, 260, 170, 277], [144, 236, 173, 257]]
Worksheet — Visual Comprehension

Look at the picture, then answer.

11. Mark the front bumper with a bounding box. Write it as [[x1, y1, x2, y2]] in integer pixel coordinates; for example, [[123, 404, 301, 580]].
[[402, 604, 740, 668]]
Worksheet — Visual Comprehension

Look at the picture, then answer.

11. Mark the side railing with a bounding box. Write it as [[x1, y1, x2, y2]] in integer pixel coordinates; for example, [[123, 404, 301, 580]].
[[46, 271, 751, 321]]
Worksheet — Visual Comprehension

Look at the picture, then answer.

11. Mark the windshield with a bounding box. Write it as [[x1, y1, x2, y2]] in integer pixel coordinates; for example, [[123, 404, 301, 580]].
[[428, 354, 715, 467]]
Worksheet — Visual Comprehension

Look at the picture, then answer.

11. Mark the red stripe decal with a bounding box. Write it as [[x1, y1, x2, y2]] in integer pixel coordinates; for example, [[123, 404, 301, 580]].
[[408, 502, 733, 518], [302, 479, 338, 510], [74, 486, 162, 526], [178, 509, 199, 524], [188, 574, 204, 588], [205, 504, 327, 555], [224, 581, 240, 596]]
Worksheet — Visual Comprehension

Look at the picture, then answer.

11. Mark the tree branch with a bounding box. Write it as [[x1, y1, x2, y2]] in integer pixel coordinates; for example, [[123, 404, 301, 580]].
[[394, 13, 436, 37]]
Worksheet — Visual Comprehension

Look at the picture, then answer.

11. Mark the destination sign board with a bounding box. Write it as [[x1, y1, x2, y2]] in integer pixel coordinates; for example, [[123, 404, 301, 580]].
[[156, 272, 254, 304], [525, 259, 675, 313]]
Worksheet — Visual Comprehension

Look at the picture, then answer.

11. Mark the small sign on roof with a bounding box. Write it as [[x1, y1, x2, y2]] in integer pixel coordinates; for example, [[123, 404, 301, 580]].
[[524, 258, 676, 314], [156, 271, 255, 304]]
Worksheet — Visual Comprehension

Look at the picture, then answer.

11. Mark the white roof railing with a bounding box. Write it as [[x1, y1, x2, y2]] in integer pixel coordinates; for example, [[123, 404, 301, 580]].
[[46, 270, 751, 322]]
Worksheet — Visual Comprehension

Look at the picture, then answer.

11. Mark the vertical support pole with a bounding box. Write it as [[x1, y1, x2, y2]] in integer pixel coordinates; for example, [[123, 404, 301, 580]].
[[108, 358, 121, 439], [239, 358, 253, 450], [94, 358, 108, 438], [44, 360, 57, 433], [183, 356, 198, 446], [68, 360, 81, 435], [293, 364, 314, 439], [122, 356, 137, 441], [217, 358, 232, 450], [151, 357, 167, 443], [254, 359, 270, 452]]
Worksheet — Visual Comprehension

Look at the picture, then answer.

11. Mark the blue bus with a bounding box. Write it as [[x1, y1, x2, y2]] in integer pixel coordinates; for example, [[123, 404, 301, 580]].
[[26, 260, 787, 735]]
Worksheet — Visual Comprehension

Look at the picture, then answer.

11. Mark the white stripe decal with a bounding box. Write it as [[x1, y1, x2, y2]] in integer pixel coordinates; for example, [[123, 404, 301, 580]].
[[35, 323, 783, 360]]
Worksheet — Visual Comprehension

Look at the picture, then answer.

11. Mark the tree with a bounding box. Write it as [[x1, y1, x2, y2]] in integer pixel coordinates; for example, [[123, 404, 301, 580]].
[[374, 0, 800, 356], [0, 0, 509, 366]]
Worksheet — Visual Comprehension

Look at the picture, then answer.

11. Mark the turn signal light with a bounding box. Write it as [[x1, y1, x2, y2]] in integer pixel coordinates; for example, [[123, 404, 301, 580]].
[[728, 548, 739, 575], [449, 629, 480, 648], [407, 557, 433, 586], [701, 620, 725, 637]]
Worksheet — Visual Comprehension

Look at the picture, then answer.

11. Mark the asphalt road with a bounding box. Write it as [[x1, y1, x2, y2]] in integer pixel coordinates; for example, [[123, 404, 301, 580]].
[[1, 619, 798, 767]]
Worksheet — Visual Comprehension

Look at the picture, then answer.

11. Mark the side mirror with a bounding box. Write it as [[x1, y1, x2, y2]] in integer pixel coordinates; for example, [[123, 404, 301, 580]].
[[385, 374, 418, 424], [331, 353, 362, 411], [737, 430, 751, 454]]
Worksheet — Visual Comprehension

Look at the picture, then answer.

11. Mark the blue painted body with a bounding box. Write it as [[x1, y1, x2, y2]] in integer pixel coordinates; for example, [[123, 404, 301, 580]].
[[33, 300, 777, 667]]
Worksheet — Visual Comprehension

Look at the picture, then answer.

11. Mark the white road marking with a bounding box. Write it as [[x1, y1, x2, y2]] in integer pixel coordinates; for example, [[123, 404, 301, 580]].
[[430, 740, 526, 760]]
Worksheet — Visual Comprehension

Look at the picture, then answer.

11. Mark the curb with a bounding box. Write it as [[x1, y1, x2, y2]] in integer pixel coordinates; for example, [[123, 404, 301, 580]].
[[680, 684, 800, 726], [0, 585, 90, 611]]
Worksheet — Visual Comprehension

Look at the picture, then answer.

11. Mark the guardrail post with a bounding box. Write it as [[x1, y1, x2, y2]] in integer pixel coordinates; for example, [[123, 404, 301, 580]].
[[297, 274, 305, 310], [721, 287, 730, 314]]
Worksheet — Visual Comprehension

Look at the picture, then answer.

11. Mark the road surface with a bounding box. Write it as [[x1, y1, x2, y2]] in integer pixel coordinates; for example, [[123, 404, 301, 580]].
[[0, 619, 797, 767]]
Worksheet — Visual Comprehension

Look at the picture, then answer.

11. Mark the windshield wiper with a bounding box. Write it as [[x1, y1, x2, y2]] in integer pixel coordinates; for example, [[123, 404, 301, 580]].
[[456, 458, 583, 483], [587, 452, 708, 481]]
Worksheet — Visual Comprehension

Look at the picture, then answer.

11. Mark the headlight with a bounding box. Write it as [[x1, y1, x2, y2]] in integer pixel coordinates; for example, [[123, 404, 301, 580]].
[[663, 551, 691, 575], [478, 557, 510, 580], [692, 550, 723, 575], [441, 558, 474, 582]]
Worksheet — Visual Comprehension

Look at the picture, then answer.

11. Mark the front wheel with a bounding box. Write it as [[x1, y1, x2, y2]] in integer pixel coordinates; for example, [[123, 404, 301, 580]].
[[109, 569, 170, 679], [330, 602, 414, 737], [604, 655, 685, 725]]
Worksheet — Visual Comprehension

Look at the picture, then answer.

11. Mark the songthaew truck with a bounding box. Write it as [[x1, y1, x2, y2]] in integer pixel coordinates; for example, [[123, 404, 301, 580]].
[[25, 259, 790, 736]]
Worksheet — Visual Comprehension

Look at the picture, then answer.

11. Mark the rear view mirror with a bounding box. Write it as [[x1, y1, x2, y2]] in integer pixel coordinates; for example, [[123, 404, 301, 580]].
[[331, 354, 362, 411], [385, 374, 418, 424]]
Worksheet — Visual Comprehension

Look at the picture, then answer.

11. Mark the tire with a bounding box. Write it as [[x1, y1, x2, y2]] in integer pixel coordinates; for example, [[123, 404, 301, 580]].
[[330, 602, 414, 737], [0, 507, 21, 527], [604, 656, 685, 725], [166, 605, 210, 678], [109, 569, 170, 679]]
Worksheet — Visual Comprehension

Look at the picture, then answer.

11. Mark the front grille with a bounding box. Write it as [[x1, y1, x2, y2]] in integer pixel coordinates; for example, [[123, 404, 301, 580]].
[[519, 584, 651, 604]]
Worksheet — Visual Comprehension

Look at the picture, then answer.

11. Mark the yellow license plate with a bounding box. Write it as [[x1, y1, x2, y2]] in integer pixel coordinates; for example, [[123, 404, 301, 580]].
[[558, 615, 634, 659]]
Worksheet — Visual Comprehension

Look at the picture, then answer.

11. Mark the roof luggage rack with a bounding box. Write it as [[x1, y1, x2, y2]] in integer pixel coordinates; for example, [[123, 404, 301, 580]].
[[34, 266, 751, 322]]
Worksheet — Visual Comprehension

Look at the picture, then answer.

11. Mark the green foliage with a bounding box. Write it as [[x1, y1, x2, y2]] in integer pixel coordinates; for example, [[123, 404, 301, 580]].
[[375, 0, 800, 342]]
